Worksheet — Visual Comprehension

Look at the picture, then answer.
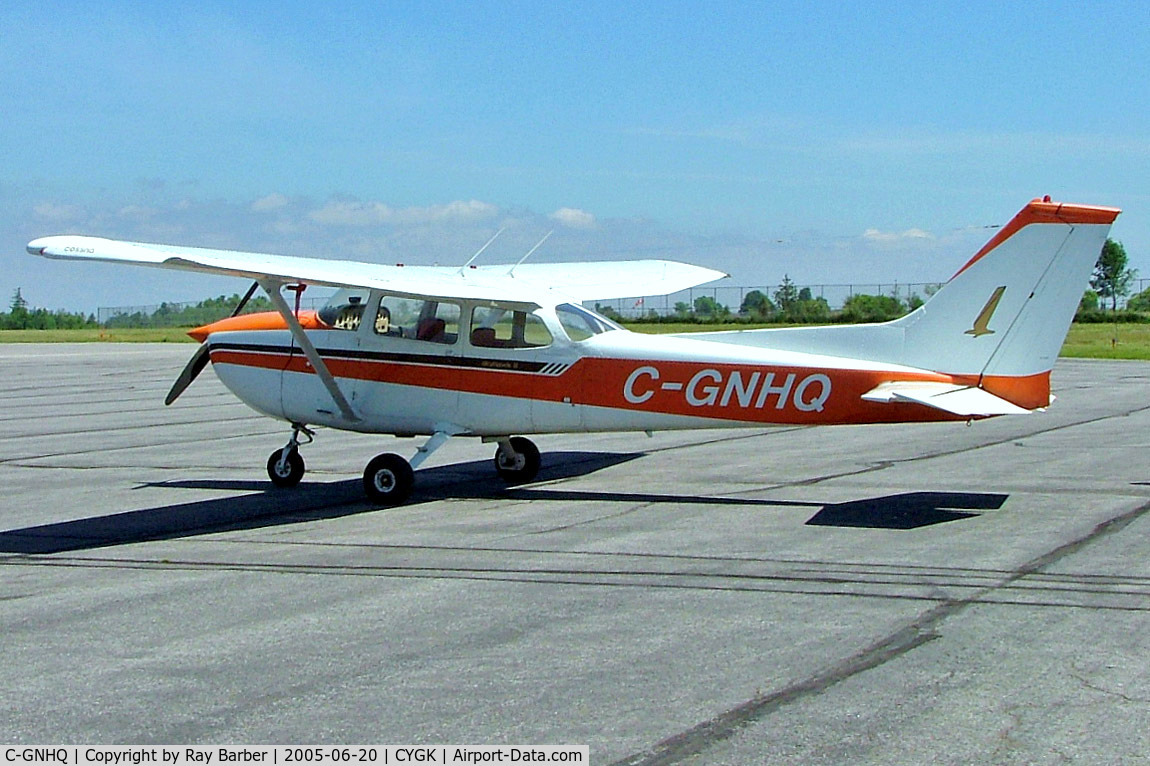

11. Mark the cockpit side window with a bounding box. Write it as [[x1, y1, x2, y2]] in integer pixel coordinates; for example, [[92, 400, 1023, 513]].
[[318, 289, 371, 331], [555, 303, 621, 341], [374, 295, 460, 345], [470, 307, 552, 348]]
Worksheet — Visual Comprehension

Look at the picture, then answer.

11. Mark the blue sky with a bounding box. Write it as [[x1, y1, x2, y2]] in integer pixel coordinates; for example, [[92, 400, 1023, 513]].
[[3, 0, 1148, 313]]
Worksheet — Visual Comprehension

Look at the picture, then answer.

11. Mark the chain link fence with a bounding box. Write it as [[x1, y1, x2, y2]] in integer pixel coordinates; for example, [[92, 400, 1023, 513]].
[[98, 277, 1150, 327], [593, 282, 946, 319], [98, 294, 331, 327]]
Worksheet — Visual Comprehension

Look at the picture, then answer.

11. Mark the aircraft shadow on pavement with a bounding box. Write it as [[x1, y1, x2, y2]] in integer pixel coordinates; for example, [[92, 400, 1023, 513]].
[[805, 491, 1009, 530], [0, 452, 636, 554], [0, 451, 1007, 554]]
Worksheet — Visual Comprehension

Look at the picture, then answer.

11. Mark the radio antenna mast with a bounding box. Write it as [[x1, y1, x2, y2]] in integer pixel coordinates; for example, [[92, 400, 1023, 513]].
[[508, 230, 553, 277], [459, 227, 505, 275]]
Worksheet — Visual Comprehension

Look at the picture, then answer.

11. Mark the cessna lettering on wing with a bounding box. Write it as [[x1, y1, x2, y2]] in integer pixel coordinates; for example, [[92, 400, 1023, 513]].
[[623, 366, 832, 411]]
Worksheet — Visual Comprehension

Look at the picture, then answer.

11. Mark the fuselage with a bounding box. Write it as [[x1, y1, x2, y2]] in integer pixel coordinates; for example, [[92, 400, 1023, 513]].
[[204, 297, 971, 438]]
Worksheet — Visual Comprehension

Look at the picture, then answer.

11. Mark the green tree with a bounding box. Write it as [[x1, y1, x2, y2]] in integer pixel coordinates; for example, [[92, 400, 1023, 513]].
[[1079, 290, 1100, 313], [0, 289, 96, 330], [8, 288, 29, 329], [1091, 239, 1136, 311], [693, 295, 729, 319], [773, 275, 799, 313], [840, 293, 907, 323], [786, 296, 831, 322], [1125, 287, 1150, 312], [739, 289, 775, 319]]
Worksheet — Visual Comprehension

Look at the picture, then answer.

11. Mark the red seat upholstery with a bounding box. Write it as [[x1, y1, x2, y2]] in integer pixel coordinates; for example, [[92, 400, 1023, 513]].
[[471, 327, 497, 347], [416, 317, 446, 341]]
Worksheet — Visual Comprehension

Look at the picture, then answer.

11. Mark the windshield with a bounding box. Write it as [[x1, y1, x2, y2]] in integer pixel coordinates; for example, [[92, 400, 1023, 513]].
[[317, 289, 370, 330], [555, 303, 622, 341]]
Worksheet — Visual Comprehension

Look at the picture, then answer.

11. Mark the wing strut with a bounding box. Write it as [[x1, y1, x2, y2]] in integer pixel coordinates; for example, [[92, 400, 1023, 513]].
[[260, 280, 359, 423]]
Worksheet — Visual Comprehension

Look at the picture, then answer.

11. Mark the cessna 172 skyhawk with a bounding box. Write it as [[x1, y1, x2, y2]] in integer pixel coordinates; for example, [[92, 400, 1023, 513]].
[[28, 197, 1119, 505]]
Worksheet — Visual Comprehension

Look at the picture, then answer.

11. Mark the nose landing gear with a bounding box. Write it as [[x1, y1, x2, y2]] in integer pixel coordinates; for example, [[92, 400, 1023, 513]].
[[267, 423, 313, 487]]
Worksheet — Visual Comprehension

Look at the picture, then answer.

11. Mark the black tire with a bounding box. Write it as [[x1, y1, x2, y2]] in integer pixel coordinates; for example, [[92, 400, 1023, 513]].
[[267, 448, 305, 488], [494, 437, 541, 483], [363, 453, 414, 505]]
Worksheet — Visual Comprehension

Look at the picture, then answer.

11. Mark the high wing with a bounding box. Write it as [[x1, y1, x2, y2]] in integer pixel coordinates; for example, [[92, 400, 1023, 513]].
[[27, 235, 727, 305]]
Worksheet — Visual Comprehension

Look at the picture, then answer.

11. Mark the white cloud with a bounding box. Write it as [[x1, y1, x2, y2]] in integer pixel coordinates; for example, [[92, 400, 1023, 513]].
[[309, 200, 391, 226], [309, 199, 498, 226], [32, 202, 86, 222], [550, 207, 597, 229], [862, 227, 934, 244], [420, 199, 499, 223], [251, 193, 290, 212], [118, 205, 157, 219]]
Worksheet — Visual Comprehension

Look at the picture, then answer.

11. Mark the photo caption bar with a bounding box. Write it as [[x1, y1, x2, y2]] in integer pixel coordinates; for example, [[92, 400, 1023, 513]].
[[2, 747, 589, 766]]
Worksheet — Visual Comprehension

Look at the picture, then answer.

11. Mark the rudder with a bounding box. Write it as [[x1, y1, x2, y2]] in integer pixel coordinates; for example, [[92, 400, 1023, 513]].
[[895, 198, 1119, 405]]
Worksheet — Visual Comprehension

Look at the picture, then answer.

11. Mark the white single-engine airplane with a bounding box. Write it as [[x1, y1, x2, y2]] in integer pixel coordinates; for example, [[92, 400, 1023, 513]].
[[29, 197, 1119, 504]]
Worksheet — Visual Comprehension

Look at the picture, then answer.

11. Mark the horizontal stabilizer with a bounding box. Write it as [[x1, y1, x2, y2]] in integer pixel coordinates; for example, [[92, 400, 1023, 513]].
[[862, 381, 1034, 416]]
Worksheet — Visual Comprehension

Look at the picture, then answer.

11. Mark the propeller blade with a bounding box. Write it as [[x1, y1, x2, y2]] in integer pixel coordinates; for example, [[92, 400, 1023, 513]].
[[165, 343, 210, 405], [165, 282, 258, 406]]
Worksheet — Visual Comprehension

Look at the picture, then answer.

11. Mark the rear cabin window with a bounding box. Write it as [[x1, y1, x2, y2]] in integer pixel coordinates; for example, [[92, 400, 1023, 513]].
[[374, 296, 460, 345], [469, 307, 552, 348]]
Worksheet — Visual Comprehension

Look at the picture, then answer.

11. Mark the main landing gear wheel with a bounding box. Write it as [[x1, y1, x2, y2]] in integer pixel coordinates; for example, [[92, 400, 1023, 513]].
[[364, 453, 414, 505], [267, 448, 305, 487], [494, 437, 541, 484]]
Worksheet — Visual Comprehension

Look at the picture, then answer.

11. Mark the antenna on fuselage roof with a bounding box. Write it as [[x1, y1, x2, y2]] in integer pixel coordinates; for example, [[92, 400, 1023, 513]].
[[459, 227, 506, 275], [508, 230, 553, 277]]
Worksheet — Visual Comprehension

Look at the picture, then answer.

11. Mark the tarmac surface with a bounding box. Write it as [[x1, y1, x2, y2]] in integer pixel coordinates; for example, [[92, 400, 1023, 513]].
[[1, 343, 1149, 763]]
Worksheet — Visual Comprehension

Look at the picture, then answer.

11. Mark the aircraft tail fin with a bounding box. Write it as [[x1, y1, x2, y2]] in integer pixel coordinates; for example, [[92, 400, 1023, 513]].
[[688, 198, 1119, 411], [892, 198, 1119, 406]]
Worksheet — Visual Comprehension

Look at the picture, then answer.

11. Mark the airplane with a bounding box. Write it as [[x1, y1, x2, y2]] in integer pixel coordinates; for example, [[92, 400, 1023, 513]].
[[28, 196, 1119, 505]]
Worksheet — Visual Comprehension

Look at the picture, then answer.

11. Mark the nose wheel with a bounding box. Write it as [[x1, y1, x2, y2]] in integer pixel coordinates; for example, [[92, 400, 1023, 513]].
[[267, 423, 312, 487], [267, 447, 305, 487]]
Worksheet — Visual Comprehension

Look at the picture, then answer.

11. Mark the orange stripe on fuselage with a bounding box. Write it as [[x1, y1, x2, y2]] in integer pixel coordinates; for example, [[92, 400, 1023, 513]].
[[210, 346, 1052, 425]]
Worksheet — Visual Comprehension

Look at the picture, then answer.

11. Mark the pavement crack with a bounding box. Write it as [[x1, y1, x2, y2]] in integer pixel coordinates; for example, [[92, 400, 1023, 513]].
[[612, 620, 943, 766], [613, 495, 1150, 766], [1072, 673, 1150, 704]]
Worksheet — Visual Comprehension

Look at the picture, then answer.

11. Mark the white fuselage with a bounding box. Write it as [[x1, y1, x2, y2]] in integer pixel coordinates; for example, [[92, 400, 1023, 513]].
[[207, 300, 961, 439]]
